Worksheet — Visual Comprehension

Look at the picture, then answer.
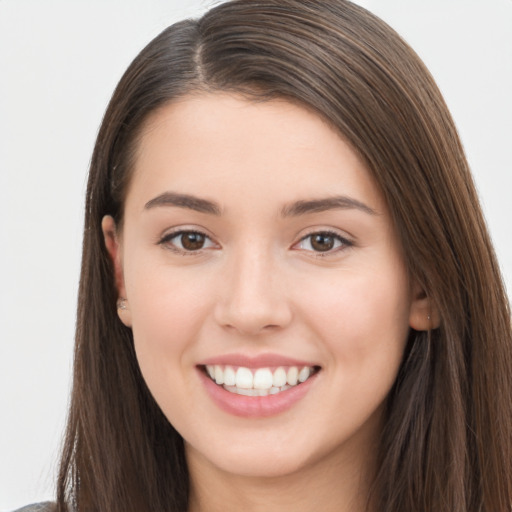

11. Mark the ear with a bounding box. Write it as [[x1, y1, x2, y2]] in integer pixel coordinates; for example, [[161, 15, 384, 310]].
[[102, 215, 132, 327], [408, 281, 440, 331]]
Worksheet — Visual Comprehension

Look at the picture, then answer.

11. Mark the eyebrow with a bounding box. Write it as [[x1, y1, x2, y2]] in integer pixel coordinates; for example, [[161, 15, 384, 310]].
[[281, 196, 377, 217], [144, 191, 377, 217], [144, 192, 222, 215]]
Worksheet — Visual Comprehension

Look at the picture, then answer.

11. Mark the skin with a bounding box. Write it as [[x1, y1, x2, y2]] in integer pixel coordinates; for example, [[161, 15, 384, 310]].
[[103, 93, 432, 512]]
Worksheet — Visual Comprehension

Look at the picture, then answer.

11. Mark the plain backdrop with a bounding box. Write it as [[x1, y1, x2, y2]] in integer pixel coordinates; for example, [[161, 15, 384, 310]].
[[1, 1, 511, 509]]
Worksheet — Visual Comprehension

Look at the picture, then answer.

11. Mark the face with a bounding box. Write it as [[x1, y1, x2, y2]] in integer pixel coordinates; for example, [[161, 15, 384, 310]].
[[104, 93, 427, 482]]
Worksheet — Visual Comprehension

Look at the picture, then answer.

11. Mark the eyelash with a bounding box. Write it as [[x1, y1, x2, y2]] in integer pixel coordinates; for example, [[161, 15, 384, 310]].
[[158, 229, 353, 256], [158, 229, 217, 256], [294, 230, 353, 257]]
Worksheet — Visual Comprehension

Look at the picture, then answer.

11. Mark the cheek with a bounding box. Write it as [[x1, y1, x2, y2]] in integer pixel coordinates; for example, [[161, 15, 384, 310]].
[[300, 267, 411, 368], [125, 264, 218, 428], [298, 268, 411, 434], [124, 257, 215, 378]]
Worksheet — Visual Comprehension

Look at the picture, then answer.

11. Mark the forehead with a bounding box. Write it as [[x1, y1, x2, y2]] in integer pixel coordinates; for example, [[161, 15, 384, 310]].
[[127, 92, 385, 214]]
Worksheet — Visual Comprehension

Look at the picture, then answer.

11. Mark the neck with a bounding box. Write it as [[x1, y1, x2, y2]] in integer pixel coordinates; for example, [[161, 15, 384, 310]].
[[186, 441, 377, 512]]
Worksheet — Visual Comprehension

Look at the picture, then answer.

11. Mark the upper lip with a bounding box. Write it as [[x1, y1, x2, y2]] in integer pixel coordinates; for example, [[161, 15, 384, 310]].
[[198, 353, 320, 369]]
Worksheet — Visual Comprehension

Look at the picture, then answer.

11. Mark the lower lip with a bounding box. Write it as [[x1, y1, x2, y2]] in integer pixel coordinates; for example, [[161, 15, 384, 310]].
[[198, 368, 318, 418]]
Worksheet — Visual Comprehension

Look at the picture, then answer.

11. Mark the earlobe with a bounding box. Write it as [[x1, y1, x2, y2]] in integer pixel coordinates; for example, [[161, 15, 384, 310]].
[[102, 215, 132, 327], [408, 282, 440, 331]]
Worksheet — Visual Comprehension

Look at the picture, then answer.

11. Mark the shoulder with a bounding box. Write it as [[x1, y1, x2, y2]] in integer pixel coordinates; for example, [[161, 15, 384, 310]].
[[11, 503, 56, 512]]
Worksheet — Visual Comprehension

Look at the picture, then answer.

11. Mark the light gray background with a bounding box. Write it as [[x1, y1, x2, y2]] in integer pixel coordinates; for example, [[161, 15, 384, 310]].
[[1, 1, 510, 509]]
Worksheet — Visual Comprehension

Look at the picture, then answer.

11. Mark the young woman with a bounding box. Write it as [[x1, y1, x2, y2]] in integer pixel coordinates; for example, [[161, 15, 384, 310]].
[[17, 1, 512, 511]]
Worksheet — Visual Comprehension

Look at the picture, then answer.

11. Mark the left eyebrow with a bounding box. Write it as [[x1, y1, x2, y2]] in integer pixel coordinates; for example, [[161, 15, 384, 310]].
[[144, 192, 222, 215], [281, 196, 378, 217]]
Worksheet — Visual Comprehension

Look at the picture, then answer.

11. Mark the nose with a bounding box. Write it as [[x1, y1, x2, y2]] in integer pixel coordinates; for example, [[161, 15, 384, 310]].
[[214, 246, 293, 336]]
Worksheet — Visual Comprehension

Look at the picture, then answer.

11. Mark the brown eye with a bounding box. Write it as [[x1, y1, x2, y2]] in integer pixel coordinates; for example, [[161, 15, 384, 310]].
[[310, 233, 335, 252], [295, 231, 352, 254], [160, 230, 216, 253], [180, 232, 206, 250]]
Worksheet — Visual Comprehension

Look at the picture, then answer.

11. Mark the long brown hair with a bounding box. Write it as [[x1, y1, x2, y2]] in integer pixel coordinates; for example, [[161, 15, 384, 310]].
[[57, 1, 512, 511]]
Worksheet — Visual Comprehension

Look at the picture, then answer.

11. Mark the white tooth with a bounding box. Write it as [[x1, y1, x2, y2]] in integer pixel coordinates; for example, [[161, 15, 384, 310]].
[[280, 384, 291, 392], [298, 366, 311, 383], [253, 368, 273, 389], [256, 388, 269, 396], [272, 367, 287, 387], [206, 365, 215, 379], [224, 366, 236, 386], [236, 367, 253, 389], [214, 365, 224, 385], [287, 366, 298, 386], [236, 387, 252, 396], [269, 386, 281, 395]]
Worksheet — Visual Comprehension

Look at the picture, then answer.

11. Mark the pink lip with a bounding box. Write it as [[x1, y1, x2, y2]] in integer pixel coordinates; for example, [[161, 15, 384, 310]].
[[197, 366, 320, 418], [199, 353, 319, 369]]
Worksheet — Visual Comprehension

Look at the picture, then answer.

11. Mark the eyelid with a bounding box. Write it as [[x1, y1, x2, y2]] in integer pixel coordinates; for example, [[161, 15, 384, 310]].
[[157, 227, 219, 255], [292, 228, 354, 256]]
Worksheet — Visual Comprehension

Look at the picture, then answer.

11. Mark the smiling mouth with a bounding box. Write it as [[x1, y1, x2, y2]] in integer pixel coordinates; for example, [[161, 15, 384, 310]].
[[202, 364, 321, 397]]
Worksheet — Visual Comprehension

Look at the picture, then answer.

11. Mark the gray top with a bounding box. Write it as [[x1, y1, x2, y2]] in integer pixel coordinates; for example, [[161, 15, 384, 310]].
[[11, 503, 56, 512]]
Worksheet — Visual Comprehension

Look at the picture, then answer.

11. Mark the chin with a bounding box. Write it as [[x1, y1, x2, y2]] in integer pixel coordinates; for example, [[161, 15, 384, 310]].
[[205, 450, 312, 479], [185, 430, 332, 481]]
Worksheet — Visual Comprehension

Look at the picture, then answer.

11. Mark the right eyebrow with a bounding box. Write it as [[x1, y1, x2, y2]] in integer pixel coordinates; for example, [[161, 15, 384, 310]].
[[281, 195, 378, 217], [144, 192, 222, 215]]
